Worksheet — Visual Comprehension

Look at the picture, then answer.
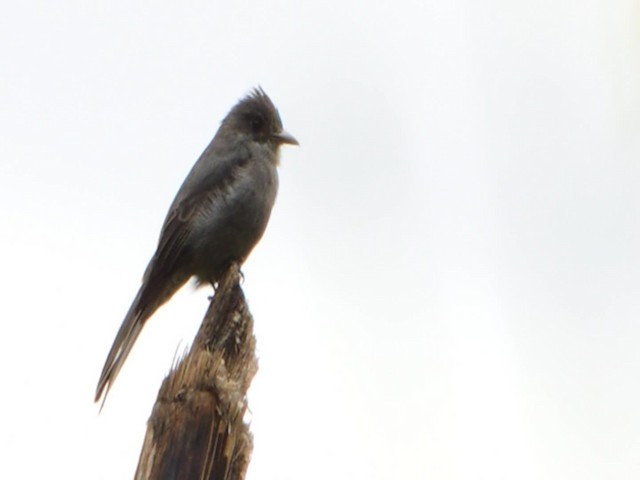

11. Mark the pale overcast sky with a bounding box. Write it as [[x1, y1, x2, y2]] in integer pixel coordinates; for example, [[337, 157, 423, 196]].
[[1, 1, 639, 479]]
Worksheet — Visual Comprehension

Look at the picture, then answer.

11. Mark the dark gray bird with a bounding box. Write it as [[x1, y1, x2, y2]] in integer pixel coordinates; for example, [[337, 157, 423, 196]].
[[95, 88, 297, 404]]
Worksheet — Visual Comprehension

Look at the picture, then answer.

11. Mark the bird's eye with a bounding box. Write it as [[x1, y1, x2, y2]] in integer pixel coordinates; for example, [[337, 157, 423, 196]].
[[250, 116, 264, 132]]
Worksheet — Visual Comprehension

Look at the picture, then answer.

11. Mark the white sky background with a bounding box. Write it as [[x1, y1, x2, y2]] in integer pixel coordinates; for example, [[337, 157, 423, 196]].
[[1, 1, 639, 479]]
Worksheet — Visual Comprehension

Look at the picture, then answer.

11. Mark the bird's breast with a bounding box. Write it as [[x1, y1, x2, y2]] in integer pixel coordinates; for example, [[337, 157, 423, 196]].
[[190, 160, 278, 281]]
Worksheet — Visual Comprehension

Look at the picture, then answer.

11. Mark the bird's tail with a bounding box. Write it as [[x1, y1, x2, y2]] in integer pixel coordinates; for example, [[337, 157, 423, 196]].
[[95, 287, 150, 407], [95, 272, 187, 407]]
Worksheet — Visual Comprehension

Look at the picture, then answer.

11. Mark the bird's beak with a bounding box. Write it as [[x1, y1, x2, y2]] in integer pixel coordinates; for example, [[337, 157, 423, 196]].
[[273, 130, 299, 146]]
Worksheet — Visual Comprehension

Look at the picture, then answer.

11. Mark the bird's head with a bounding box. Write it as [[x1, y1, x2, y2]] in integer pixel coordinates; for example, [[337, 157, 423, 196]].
[[224, 87, 298, 149]]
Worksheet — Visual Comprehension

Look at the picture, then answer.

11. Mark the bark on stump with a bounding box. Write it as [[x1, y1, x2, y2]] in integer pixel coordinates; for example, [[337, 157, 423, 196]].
[[135, 263, 256, 480]]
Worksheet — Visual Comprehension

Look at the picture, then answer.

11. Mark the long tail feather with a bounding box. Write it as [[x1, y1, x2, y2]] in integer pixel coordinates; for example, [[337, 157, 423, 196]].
[[95, 288, 150, 406], [95, 270, 188, 407]]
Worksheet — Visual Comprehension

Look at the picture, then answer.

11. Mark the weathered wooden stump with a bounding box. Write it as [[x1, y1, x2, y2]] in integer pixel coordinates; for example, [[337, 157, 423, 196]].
[[136, 263, 256, 480]]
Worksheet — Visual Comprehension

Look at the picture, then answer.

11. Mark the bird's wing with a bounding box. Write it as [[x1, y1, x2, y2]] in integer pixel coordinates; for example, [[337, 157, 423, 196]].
[[148, 144, 251, 281]]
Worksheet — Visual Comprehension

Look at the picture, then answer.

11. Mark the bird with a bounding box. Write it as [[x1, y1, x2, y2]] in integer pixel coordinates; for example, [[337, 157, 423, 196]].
[[95, 88, 298, 405]]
